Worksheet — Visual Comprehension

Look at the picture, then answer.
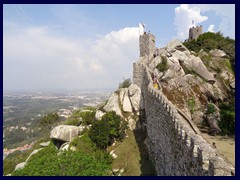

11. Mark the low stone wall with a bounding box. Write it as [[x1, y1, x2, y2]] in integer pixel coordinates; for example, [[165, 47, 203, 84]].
[[133, 62, 235, 176]]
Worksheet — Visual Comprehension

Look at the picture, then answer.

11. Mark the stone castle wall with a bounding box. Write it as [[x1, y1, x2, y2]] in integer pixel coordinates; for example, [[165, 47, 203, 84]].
[[139, 33, 156, 58], [189, 26, 203, 41], [133, 62, 235, 176]]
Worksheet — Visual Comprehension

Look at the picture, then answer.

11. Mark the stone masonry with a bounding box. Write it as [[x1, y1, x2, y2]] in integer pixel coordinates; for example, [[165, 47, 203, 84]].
[[139, 32, 155, 58], [132, 30, 235, 175], [189, 25, 203, 41]]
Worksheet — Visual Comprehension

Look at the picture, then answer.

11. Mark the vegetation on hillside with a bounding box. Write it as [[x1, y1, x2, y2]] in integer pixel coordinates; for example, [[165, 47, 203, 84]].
[[219, 103, 235, 135], [89, 111, 128, 149], [12, 141, 112, 176], [7, 110, 129, 176], [39, 113, 60, 129], [3, 134, 50, 175], [64, 108, 96, 126], [183, 32, 235, 71], [118, 78, 131, 89], [156, 56, 168, 72]]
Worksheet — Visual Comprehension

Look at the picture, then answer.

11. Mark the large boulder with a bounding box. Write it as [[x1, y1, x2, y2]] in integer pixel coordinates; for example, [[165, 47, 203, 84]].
[[165, 39, 188, 53], [128, 84, 144, 111], [50, 125, 79, 142], [103, 92, 122, 117], [122, 90, 132, 113], [180, 55, 215, 83], [164, 40, 215, 83], [95, 110, 105, 120], [209, 49, 228, 58], [40, 141, 50, 147], [230, 81, 235, 89], [14, 148, 43, 171], [161, 63, 185, 81], [15, 162, 26, 171], [205, 103, 221, 135], [25, 148, 43, 162], [198, 49, 209, 58]]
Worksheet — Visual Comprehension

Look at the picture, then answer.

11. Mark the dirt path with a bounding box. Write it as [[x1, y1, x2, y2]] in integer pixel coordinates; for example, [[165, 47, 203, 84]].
[[201, 132, 235, 166]]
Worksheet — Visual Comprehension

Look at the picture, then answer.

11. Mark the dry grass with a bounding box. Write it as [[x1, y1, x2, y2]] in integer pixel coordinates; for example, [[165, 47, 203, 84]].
[[201, 132, 235, 166], [107, 129, 155, 176]]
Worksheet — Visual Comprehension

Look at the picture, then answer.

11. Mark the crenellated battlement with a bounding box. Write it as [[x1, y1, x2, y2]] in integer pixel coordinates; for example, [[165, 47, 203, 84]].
[[189, 25, 203, 41], [139, 32, 156, 58], [132, 61, 235, 176]]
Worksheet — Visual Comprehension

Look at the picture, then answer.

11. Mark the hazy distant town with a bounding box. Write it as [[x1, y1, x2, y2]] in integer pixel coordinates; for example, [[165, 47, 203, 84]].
[[3, 90, 112, 159]]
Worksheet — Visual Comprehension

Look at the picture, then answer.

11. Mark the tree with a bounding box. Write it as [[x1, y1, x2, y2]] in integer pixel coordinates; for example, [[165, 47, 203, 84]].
[[39, 113, 59, 129], [119, 78, 131, 89], [89, 111, 127, 149], [89, 120, 111, 149]]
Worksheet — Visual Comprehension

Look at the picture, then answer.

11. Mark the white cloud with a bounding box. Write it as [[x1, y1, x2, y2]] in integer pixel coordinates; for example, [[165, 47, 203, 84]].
[[174, 4, 235, 40], [208, 24, 215, 32], [174, 4, 208, 40], [190, 4, 235, 38], [3, 22, 139, 90]]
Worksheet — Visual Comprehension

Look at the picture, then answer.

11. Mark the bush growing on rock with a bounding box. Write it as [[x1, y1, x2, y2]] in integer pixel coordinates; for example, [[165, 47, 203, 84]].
[[64, 118, 81, 126], [118, 78, 131, 89], [219, 103, 235, 135], [183, 32, 235, 71], [89, 111, 128, 149], [156, 56, 168, 72], [206, 103, 215, 114]]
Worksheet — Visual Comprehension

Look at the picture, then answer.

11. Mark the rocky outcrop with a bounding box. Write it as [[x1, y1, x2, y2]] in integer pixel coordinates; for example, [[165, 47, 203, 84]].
[[15, 162, 26, 171], [230, 81, 235, 89], [102, 83, 143, 130], [205, 104, 221, 135], [50, 125, 79, 142], [60, 142, 70, 151], [103, 92, 122, 117], [209, 49, 228, 58], [14, 148, 43, 171], [128, 84, 144, 112], [40, 141, 50, 147], [95, 110, 105, 120], [139, 39, 235, 126], [122, 90, 132, 113]]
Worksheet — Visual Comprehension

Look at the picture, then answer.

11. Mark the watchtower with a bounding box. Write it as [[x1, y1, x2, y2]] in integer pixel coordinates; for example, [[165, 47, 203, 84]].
[[188, 25, 203, 41], [139, 32, 156, 59]]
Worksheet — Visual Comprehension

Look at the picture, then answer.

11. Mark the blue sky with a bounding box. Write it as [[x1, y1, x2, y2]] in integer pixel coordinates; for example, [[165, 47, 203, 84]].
[[3, 4, 235, 91]]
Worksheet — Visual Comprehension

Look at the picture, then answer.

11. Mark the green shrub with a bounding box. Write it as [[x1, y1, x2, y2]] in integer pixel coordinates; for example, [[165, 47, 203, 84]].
[[64, 118, 81, 126], [89, 111, 127, 149], [12, 142, 111, 176], [183, 32, 235, 72], [219, 103, 235, 135], [188, 97, 195, 114], [80, 111, 96, 125], [63, 110, 96, 126], [119, 78, 131, 89], [39, 113, 59, 129], [206, 103, 215, 114], [156, 56, 168, 72]]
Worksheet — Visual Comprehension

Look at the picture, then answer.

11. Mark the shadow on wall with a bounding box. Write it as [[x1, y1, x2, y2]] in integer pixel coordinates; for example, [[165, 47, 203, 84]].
[[133, 110, 156, 176]]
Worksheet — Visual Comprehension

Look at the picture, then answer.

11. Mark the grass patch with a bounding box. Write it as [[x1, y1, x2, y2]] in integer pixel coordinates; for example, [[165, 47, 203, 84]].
[[108, 129, 155, 176]]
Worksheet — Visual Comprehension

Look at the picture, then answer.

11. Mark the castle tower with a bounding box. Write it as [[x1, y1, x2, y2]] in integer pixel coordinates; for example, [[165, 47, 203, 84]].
[[139, 32, 156, 59], [188, 25, 203, 41]]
